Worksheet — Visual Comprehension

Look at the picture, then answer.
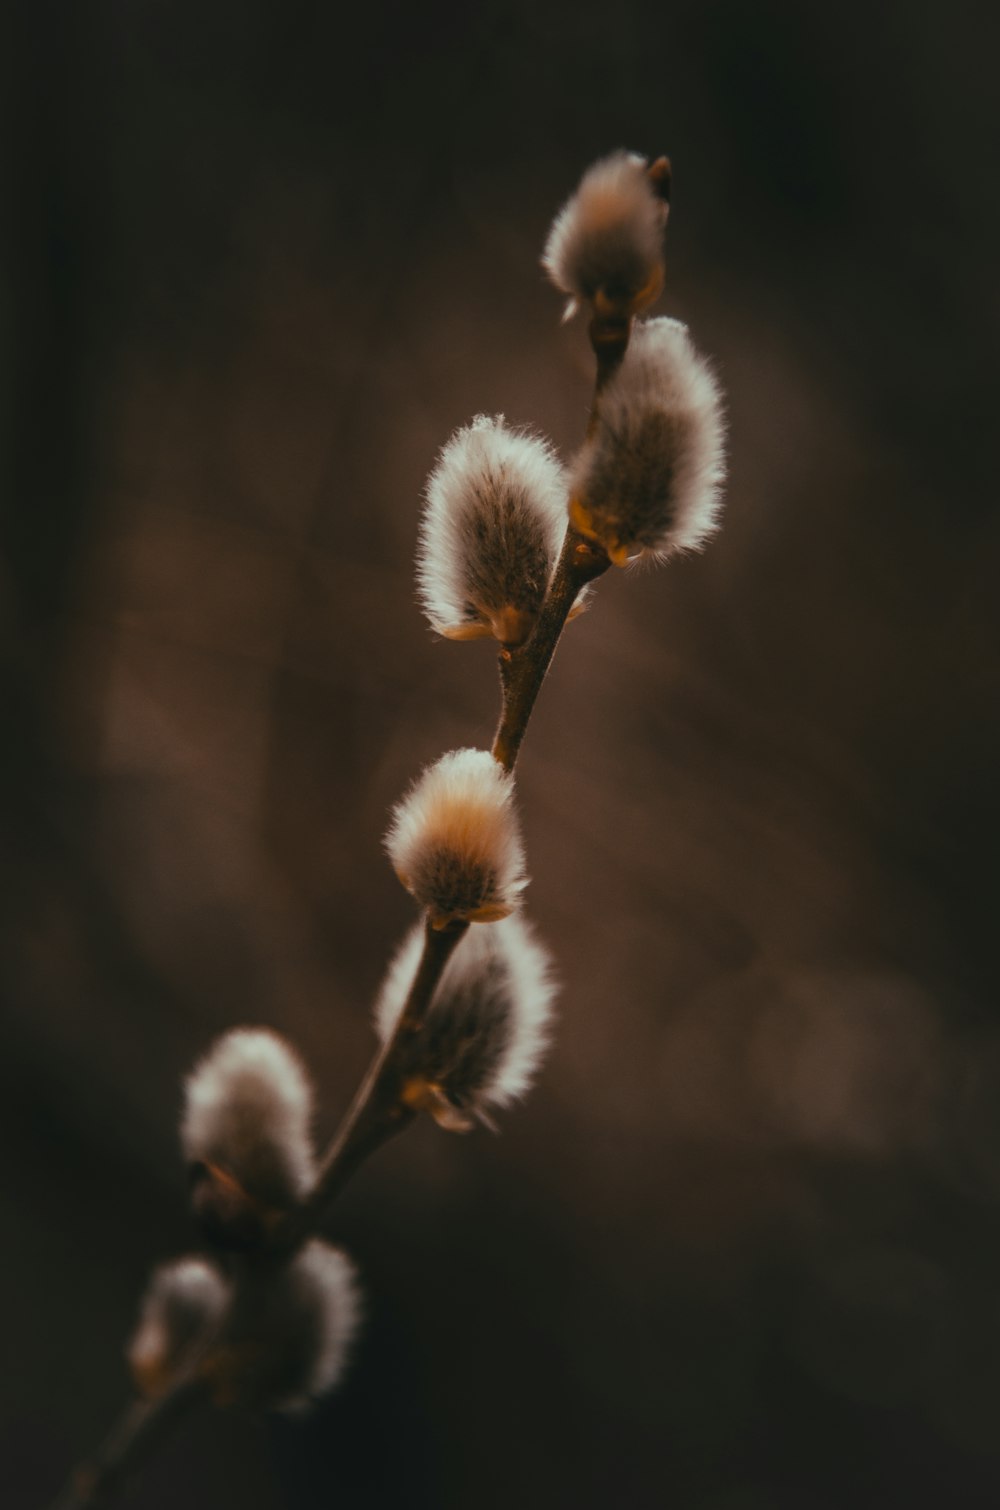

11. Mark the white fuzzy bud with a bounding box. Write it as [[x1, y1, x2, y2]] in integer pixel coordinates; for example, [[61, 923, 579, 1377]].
[[127, 1256, 231, 1398], [384, 749, 528, 926], [570, 317, 725, 565], [214, 1241, 362, 1413], [375, 914, 555, 1128], [542, 151, 668, 320], [181, 1029, 316, 1226], [418, 415, 570, 647]]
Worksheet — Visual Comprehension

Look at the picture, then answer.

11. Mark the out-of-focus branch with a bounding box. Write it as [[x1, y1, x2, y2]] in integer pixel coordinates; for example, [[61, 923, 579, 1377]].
[[47, 1377, 208, 1510], [47, 916, 467, 1510]]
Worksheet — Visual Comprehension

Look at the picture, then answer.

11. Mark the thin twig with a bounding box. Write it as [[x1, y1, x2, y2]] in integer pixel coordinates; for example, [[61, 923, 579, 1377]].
[[47, 1377, 208, 1510], [492, 526, 610, 773]]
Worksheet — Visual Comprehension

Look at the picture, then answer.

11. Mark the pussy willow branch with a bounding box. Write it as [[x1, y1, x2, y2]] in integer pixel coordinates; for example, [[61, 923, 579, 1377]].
[[48, 262, 641, 1510], [590, 309, 632, 397]]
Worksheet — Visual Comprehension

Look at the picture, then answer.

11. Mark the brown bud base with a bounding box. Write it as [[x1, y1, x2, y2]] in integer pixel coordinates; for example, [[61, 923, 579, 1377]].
[[402, 1076, 477, 1133], [189, 1162, 288, 1253], [568, 496, 634, 567], [442, 605, 537, 648], [130, 1342, 174, 1402], [429, 900, 512, 929]]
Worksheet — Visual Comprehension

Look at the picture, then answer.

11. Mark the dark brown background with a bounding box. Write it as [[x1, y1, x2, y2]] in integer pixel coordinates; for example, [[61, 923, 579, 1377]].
[[4, 1, 1000, 1506]]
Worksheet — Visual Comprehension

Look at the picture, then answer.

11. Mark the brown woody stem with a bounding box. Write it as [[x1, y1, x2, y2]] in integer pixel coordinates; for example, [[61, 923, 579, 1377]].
[[492, 527, 611, 773], [589, 309, 633, 397], [51, 167, 655, 1507]]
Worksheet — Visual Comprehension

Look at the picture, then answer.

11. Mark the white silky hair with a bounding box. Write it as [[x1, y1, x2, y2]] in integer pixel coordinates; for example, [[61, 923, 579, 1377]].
[[417, 414, 568, 639], [572, 316, 726, 560], [181, 1028, 317, 1206], [128, 1256, 230, 1385], [374, 913, 556, 1113], [542, 150, 667, 317], [273, 1242, 363, 1412], [384, 748, 528, 922], [208, 1239, 362, 1413]]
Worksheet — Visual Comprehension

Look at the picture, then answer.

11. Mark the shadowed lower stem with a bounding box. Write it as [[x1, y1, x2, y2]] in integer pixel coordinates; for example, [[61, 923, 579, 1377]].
[[47, 1377, 208, 1510]]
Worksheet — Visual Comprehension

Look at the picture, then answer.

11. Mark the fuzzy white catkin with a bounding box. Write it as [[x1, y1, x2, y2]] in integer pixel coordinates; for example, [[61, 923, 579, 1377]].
[[181, 1028, 316, 1209], [375, 914, 555, 1120], [570, 316, 725, 563], [384, 748, 528, 925], [127, 1256, 230, 1396], [219, 1240, 362, 1413], [542, 150, 667, 318], [418, 415, 568, 645]]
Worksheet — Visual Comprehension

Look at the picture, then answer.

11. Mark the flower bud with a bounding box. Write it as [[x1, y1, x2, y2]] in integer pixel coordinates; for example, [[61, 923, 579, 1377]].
[[570, 317, 725, 565], [182, 1029, 316, 1246], [127, 1257, 230, 1398], [208, 1241, 362, 1413], [542, 151, 669, 321], [375, 914, 555, 1130], [385, 749, 528, 927], [418, 415, 570, 647]]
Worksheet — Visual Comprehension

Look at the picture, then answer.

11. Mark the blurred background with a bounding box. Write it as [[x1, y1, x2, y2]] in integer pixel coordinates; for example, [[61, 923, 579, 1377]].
[[4, 0, 1000, 1505]]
